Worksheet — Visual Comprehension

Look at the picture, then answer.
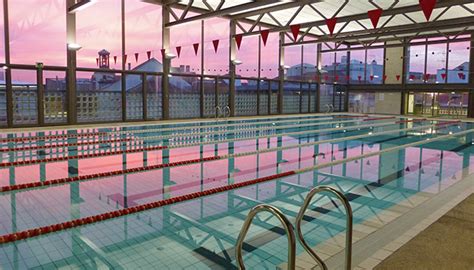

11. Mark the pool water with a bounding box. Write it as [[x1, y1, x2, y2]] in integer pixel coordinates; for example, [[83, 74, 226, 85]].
[[0, 114, 473, 269]]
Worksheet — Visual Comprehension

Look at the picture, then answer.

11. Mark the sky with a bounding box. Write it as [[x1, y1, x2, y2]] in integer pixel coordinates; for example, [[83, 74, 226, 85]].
[[1, 0, 471, 82]]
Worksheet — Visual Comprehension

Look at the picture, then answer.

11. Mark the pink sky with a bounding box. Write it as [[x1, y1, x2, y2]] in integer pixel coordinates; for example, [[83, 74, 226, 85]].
[[1, 0, 471, 82]]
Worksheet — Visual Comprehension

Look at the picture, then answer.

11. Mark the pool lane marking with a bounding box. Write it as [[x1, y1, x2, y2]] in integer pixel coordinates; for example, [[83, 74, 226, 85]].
[[0, 120, 456, 193], [0, 138, 135, 153], [0, 114, 365, 141], [0, 118, 428, 167], [0, 122, 471, 245], [0, 116, 368, 145]]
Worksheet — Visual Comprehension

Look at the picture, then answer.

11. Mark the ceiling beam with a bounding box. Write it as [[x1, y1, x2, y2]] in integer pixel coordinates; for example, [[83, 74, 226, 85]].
[[165, 0, 281, 28], [240, 0, 472, 37], [229, 0, 325, 20]]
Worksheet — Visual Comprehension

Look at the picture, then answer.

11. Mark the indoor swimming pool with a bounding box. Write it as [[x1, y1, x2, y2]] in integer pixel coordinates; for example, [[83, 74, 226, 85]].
[[0, 114, 473, 269]]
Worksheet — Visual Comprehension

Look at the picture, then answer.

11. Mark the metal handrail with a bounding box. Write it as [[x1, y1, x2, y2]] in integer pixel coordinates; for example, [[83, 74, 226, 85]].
[[215, 106, 222, 119], [324, 104, 331, 113], [224, 105, 231, 119], [235, 204, 296, 270], [330, 104, 335, 113], [296, 186, 353, 270]]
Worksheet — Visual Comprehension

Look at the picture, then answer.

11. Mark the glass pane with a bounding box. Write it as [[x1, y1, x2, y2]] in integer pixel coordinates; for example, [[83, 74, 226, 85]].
[[169, 75, 200, 119], [259, 80, 269, 115], [236, 79, 258, 116], [270, 81, 278, 114], [336, 50, 348, 84], [310, 83, 317, 112], [0, 69, 6, 126], [407, 44, 425, 84], [170, 12, 201, 74], [203, 78, 216, 118], [76, 71, 122, 123], [204, 17, 229, 76], [236, 34, 259, 78], [426, 43, 447, 83], [283, 81, 301, 114], [43, 70, 67, 124], [125, 74, 143, 120], [284, 45, 302, 80], [12, 69, 37, 125], [321, 50, 335, 84], [260, 31, 279, 79], [366, 48, 384, 84], [350, 50, 365, 84], [319, 84, 333, 112], [302, 44, 317, 81], [447, 41, 470, 83], [146, 75, 162, 120], [301, 83, 310, 113]]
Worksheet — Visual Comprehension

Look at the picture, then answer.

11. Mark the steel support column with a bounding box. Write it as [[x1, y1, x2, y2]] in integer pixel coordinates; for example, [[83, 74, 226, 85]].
[[278, 32, 284, 114], [162, 7, 171, 119], [3, 0, 12, 127], [229, 20, 236, 117], [468, 33, 474, 118], [36, 64, 44, 126], [66, 0, 77, 125], [121, 0, 127, 121]]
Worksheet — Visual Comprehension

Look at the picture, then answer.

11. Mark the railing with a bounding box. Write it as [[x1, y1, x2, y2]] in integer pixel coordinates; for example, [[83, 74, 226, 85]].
[[296, 186, 353, 270], [235, 204, 296, 270], [324, 104, 334, 113], [224, 105, 231, 119], [215, 105, 222, 119]]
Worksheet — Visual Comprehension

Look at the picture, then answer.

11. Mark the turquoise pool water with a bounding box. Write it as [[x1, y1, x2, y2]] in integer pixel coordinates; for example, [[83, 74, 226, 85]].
[[0, 114, 473, 269]]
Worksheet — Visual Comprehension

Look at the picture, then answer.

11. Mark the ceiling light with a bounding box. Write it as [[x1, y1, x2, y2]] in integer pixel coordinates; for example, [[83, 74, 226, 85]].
[[165, 53, 177, 59], [232, 59, 243, 66], [67, 43, 82, 51]]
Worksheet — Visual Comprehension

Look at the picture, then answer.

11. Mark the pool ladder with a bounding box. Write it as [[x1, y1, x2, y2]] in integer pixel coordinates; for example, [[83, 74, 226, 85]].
[[215, 105, 231, 120], [324, 104, 335, 113], [235, 186, 353, 270]]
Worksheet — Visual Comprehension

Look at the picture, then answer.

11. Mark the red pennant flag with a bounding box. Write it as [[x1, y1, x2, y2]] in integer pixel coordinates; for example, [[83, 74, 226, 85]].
[[96, 58, 99, 66], [324, 75, 329, 81], [193, 43, 199, 56], [290, 24, 301, 41], [113, 56, 117, 64], [396, 75, 401, 81], [409, 74, 415, 80], [124, 54, 127, 64], [358, 75, 362, 82], [212, 40, 219, 53], [383, 75, 388, 81], [370, 75, 374, 81], [441, 73, 446, 80], [335, 75, 339, 82], [326, 18, 337, 36], [346, 75, 350, 81], [419, 0, 437, 21], [235, 34, 243, 50], [368, 9, 383, 29], [135, 53, 139, 63], [160, 49, 166, 59], [424, 73, 430, 81], [176, 46, 181, 58], [261, 30, 270, 46], [147, 51, 151, 60]]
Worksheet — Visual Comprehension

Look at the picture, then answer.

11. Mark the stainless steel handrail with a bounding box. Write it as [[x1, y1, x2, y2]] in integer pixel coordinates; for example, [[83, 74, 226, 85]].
[[235, 204, 296, 270], [324, 104, 331, 113], [296, 186, 353, 270], [215, 106, 222, 119], [330, 104, 335, 113], [224, 105, 231, 119]]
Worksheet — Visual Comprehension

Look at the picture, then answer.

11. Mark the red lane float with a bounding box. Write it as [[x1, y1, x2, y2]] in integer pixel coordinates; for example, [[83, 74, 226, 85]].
[[363, 116, 396, 121], [0, 155, 222, 192], [0, 170, 296, 244], [395, 118, 427, 124], [333, 115, 368, 119], [0, 145, 168, 168], [435, 120, 462, 127], [0, 131, 112, 143], [0, 138, 134, 153]]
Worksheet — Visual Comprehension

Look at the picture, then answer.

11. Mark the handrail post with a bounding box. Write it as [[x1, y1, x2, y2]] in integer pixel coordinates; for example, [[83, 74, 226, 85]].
[[296, 186, 353, 270], [236, 204, 296, 270]]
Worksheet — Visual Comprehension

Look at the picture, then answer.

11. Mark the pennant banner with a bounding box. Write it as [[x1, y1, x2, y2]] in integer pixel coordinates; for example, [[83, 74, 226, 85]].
[[383, 75, 388, 81], [290, 24, 301, 41], [358, 75, 362, 82], [193, 43, 199, 56], [235, 34, 243, 50], [441, 73, 446, 80], [176, 46, 181, 58], [212, 40, 219, 53], [135, 53, 139, 63], [147, 51, 151, 60], [261, 30, 270, 46], [326, 18, 337, 36], [419, 0, 437, 21], [370, 75, 374, 81], [424, 73, 430, 81], [334, 75, 339, 82], [396, 75, 401, 81], [113, 56, 117, 64], [368, 9, 383, 29], [409, 74, 415, 80]]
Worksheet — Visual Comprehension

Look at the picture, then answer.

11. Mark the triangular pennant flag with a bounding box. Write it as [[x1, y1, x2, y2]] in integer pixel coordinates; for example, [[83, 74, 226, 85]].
[[396, 75, 401, 81], [290, 24, 301, 41], [235, 34, 243, 50], [124, 54, 127, 64], [383, 75, 388, 81], [370, 75, 374, 81], [113, 56, 117, 64], [193, 43, 199, 56], [405, 166, 410, 172], [424, 73, 430, 81], [358, 75, 362, 82], [367, 9, 383, 29], [160, 49, 166, 59], [96, 58, 99, 66], [441, 73, 446, 80], [212, 40, 219, 53], [261, 30, 270, 46], [334, 75, 339, 82], [346, 75, 350, 81], [409, 74, 415, 80], [324, 75, 329, 81], [135, 53, 139, 63], [147, 51, 151, 60], [419, 0, 437, 21], [326, 18, 337, 36], [176, 46, 181, 58]]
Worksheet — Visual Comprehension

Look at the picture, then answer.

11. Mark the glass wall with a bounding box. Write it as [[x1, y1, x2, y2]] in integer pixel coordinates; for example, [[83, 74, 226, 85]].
[[260, 31, 279, 79], [283, 81, 301, 114], [146, 75, 162, 120], [43, 70, 67, 124], [125, 74, 143, 120], [169, 75, 200, 119], [365, 48, 384, 84], [204, 18, 229, 76], [11, 69, 37, 125], [236, 79, 258, 116]]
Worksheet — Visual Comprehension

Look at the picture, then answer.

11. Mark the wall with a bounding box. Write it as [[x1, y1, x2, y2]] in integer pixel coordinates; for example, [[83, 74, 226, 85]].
[[384, 45, 404, 84], [374, 92, 401, 114]]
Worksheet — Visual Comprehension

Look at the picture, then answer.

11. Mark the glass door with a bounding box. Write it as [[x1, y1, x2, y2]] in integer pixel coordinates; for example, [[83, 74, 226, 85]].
[[406, 91, 468, 118]]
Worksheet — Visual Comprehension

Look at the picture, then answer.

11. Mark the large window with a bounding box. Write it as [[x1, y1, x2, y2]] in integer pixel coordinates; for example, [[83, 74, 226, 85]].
[[204, 17, 229, 76], [260, 31, 279, 79], [366, 48, 384, 84], [236, 29, 258, 78], [284, 45, 302, 80], [170, 14, 201, 74], [447, 40, 470, 83]]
